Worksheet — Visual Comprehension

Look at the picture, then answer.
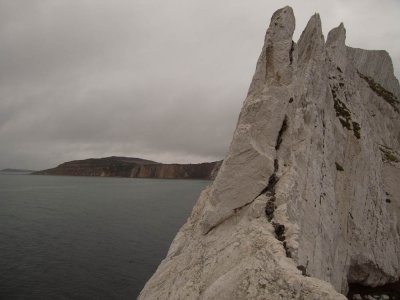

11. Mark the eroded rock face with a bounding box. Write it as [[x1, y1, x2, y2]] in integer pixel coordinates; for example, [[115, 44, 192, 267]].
[[139, 6, 400, 299]]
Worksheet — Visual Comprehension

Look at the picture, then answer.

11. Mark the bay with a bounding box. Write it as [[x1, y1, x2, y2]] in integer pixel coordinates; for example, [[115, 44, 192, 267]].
[[0, 174, 209, 299]]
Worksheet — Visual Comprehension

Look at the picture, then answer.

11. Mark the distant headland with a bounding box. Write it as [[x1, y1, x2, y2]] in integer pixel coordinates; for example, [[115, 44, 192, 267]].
[[32, 156, 222, 180], [1, 168, 36, 173]]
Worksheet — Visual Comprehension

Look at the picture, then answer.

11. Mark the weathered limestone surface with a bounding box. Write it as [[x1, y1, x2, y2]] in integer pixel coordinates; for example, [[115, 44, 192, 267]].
[[139, 6, 400, 299]]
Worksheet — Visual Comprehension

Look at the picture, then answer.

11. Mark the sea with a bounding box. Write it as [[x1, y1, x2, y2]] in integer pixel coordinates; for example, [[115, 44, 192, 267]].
[[0, 173, 209, 299]]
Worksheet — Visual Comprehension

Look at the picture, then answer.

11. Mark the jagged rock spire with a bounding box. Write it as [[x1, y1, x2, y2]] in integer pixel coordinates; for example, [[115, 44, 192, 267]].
[[201, 6, 296, 234], [326, 23, 347, 71], [248, 6, 295, 96], [297, 13, 325, 65], [139, 6, 400, 300]]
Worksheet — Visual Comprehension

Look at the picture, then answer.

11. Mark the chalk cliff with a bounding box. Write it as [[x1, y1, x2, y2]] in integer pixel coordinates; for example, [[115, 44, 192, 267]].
[[33, 156, 221, 180], [139, 6, 400, 300]]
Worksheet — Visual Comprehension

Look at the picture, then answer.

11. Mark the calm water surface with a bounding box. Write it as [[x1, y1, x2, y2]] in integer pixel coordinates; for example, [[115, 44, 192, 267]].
[[0, 174, 209, 299]]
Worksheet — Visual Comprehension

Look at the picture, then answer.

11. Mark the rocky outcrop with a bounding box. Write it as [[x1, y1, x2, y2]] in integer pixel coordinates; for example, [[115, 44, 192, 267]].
[[139, 6, 400, 300], [33, 156, 221, 180]]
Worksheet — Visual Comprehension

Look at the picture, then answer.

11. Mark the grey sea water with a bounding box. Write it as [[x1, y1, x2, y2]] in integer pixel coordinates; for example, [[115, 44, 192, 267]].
[[0, 174, 209, 299]]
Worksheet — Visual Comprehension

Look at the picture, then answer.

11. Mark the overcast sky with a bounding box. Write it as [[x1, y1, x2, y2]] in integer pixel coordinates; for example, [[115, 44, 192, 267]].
[[1, 0, 399, 170]]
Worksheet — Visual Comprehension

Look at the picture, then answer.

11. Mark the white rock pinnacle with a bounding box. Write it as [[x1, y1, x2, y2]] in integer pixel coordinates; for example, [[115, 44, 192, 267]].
[[139, 6, 400, 299]]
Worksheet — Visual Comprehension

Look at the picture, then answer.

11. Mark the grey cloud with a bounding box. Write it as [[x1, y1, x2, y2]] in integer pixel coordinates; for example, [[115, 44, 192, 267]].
[[0, 0, 399, 170]]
